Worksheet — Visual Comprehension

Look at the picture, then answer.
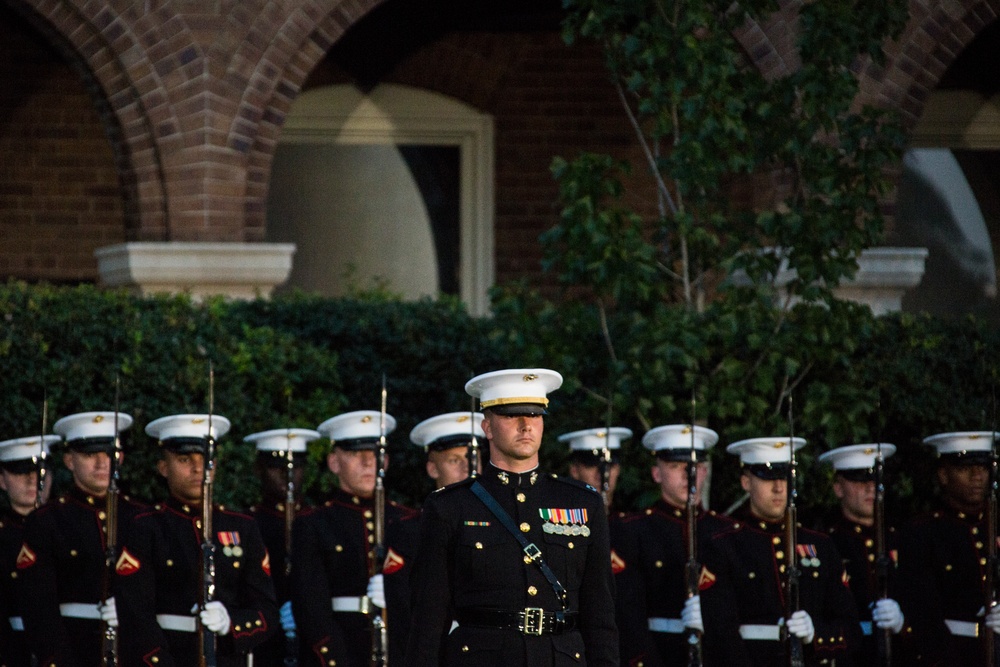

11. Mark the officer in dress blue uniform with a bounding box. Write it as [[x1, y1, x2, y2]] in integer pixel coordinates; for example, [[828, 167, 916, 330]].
[[897, 431, 1000, 666], [115, 414, 279, 667], [0, 434, 57, 667], [614, 424, 735, 667], [290, 410, 418, 667], [700, 436, 860, 666], [245, 427, 322, 667], [410, 411, 485, 491], [19, 411, 142, 667], [817, 443, 906, 666], [404, 368, 619, 667]]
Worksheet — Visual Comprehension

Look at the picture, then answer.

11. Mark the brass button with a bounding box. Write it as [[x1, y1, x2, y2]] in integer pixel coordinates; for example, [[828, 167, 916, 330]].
[[520, 522, 530, 533], [517, 493, 526, 503], [10, 572, 16, 579], [151, 658, 159, 664], [977, 542, 985, 549], [972, 527, 979, 535], [366, 522, 374, 530], [575, 652, 581, 660], [368, 535, 374, 543], [98, 511, 107, 520], [523, 555, 532, 564], [475, 542, 483, 550], [335, 545, 344, 552], [779, 565, 786, 573], [654, 560, 663, 568], [868, 554, 875, 562], [865, 539, 873, 548], [233, 562, 240, 569], [166, 559, 174, 567], [772, 536, 781, 545], [528, 586, 538, 596], [70, 550, 78, 557], [235, 625, 242, 632], [748, 572, 756, 579], [462, 646, 470, 653], [775, 551, 784, 560], [813, 571, 819, 578], [945, 564, 953, 571], [196, 520, 202, 529], [329, 661, 336, 667], [364, 510, 373, 518], [320, 647, 329, 654], [256, 619, 262, 626], [982, 558, 988, 566], [568, 542, 575, 549]]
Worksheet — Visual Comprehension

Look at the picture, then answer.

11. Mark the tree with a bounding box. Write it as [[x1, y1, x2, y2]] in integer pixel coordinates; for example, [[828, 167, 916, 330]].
[[492, 0, 911, 512]]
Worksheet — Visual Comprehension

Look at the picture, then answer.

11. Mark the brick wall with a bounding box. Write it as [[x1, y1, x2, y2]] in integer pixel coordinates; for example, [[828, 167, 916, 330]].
[[0, 5, 124, 282]]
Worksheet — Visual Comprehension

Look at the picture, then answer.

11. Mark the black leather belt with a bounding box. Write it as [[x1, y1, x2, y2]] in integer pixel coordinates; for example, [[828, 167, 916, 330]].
[[457, 608, 578, 635]]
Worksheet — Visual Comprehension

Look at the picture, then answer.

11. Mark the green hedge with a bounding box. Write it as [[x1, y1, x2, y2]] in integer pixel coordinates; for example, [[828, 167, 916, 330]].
[[1, 282, 997, 526]]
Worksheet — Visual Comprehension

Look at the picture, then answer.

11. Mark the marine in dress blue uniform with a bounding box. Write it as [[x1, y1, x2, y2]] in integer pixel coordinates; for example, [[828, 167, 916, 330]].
[[896, 431, 1000, 667], [246, 427, 322, 667], [0, 434, 57, 667], [404, 369, 619, 667], [410, 411, 485, 491], [700, 436, 860, 667], [18, 412, 142, 667], [560, 426, 629, 514], [613, 424, 734, 667], [290, 410, 418, 667], [817, 443, 905, 666], [115, 414, 279, 667]]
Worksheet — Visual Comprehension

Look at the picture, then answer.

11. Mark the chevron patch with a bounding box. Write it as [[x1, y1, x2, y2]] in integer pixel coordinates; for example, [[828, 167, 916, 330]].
[[610, 549, 626, 574], [698, 566, 716, 591], [383, 548, 405, 575], [115, 548, 141, 576], [15, 544, 36, 570]]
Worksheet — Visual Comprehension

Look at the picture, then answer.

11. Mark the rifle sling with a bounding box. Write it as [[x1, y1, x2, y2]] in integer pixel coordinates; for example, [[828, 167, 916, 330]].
[[469, 481, 569, 611]]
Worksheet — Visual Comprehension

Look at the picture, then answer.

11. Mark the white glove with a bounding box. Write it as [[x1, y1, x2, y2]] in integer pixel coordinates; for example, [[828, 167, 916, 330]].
[[99, 597, 118, 628], [986, 604, 1000, 635], [199, 601, 231, 636], [786, 610, 815, 644], [280, 600, 296, 637], [367, 574, 385, 609], [872, 598, 905, 634], [681, 595, 704, 633]]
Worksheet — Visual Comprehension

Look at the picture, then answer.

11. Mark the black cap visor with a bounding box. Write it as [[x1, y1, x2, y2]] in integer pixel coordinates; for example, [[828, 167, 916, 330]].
[[655, 449, 708, 463], [486, 403, 547, 417], [66, 437, 116, 454], [743, 462, 791, 480]]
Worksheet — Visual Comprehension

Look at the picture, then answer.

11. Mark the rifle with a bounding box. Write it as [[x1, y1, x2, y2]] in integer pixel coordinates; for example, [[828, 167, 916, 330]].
[[598, 394, 613, 512], [986, 394, 999, 666], [784, 395, 805, 667], [685, 391, 703, 667], [101, 378, 122, 666], [873, 438, 892, 667], [284, 428, 299, 667], [370, 377, 389, 667], [467, 394, 480, 480], [199, 363, 218, 667], [35, 395, 48, 509]]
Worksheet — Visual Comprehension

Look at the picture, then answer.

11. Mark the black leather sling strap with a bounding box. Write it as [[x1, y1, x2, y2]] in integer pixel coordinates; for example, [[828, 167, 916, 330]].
[[469, 480, 569, 610]]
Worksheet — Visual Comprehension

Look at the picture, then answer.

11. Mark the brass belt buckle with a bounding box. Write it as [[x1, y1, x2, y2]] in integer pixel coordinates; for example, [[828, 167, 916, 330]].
[[521, 607, 545, 636]]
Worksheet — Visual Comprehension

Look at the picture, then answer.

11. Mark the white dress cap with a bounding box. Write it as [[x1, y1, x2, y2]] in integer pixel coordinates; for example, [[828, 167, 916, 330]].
[[726, 436, 807, 464], [923, 431, 998, 456], [642, 424, 718, 453], [559, 427, 632, 451], [317, 410, 397, 444], [817, 443, 896, 470], [145, 414, 232, 441], [53, 412, 134, 442], [465, 368, 563, 413], [410, 412, 485, 450], [0, 435, 61, 463], [244, 428, 322, 454]]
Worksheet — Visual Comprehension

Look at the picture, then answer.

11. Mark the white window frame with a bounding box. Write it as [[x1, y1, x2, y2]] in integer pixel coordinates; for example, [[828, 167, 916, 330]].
[[277, 83, 495, 315]]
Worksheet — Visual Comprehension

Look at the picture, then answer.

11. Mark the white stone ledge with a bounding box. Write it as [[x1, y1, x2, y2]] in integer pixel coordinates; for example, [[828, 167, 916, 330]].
[[94, 242, 296, 300]]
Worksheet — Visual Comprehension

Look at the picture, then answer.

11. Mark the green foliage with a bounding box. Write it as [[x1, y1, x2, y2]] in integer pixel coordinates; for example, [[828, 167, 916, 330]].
[[0, 282, 998, 525], [0, 283, 497, 510], [560, 0, 908, 306]]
